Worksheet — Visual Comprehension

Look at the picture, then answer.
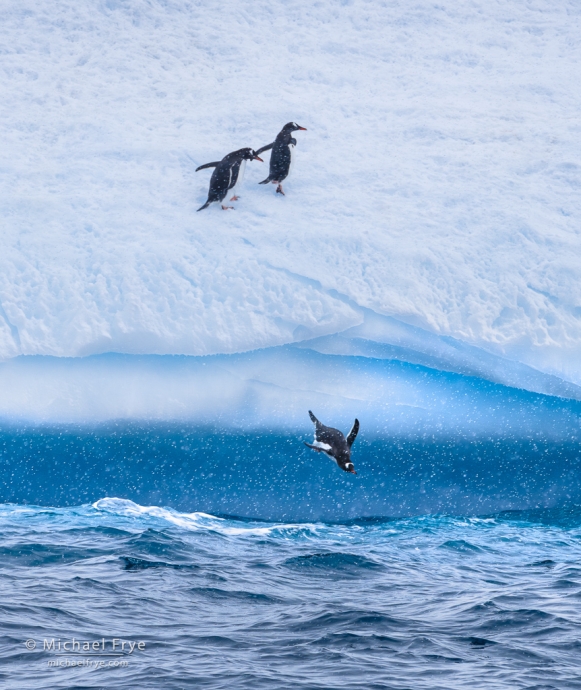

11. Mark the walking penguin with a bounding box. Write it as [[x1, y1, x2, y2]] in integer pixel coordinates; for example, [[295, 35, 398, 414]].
[[257, 122, 307, 195], [304, 411, 359, 474], [196, 148, 263, 211]]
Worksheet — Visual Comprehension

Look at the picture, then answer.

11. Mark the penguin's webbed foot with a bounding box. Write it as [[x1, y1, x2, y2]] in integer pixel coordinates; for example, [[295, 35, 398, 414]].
[[230, 196, 239, 201], [221, 205, 234, 210], [276, 184, 285, 196]]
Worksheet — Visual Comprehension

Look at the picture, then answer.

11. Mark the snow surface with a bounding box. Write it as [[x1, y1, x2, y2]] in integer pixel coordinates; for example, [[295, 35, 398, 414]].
[[1, 0, 581, 416]]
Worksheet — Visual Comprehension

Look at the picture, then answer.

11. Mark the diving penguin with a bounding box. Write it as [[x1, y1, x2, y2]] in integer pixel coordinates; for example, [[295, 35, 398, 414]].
[[304, 411, 359, 474], [257, 122, 307, 195], [196, 148, 263, 211]]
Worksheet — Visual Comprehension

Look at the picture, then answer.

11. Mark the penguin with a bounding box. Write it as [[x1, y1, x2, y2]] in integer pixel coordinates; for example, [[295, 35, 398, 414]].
[[196, 158, 245, 201], [257, 122, 307, 195], [304, 411, 359, 474], [196, 148, 263, 211]]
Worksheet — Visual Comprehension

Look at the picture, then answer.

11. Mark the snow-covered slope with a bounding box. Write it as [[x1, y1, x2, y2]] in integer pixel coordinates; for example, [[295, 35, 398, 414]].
[[1, 0, 580, 395]]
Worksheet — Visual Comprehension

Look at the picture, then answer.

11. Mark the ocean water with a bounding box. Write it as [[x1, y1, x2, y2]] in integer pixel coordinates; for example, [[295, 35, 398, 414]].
[[1, 427, 581, 689], [1, 421, 581, 520], [2, 498, 581, 689]]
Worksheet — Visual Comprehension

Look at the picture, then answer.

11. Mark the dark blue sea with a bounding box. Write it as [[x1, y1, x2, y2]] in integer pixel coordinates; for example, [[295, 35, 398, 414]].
[[2, 425, 581, 689]]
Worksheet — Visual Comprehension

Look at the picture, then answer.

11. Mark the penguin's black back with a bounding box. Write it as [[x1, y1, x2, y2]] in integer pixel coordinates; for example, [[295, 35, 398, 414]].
[[268, 139, 293, 183], [206, 164, 232, 204], [309, 411, 348, 455], [316, 424, 347, 454]]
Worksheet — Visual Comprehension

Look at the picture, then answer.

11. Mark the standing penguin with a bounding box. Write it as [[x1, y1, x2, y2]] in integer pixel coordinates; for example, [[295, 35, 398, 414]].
[[304, 411, 359, 474], [196, 148, 263, 211], [257, 122, 307, 195]]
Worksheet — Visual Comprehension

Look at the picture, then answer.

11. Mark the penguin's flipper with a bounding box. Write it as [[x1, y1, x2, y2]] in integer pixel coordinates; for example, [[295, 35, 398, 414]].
[[308, 410, 320, 426], [347, 419, 360, 447], [195, 161, 220, 172], [256, 142, 274, 156], [197, 200, 211, 212], [304, 441, 323, 453]]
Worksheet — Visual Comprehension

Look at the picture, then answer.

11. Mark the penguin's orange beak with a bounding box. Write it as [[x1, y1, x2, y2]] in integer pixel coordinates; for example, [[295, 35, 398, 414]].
[[298, 126, 307, 131], [254, 155, 264, 162]]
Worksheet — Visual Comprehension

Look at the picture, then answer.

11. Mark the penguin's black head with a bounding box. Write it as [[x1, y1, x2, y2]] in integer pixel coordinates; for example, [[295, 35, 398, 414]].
[[338, 450, 356, 474], [239, 148, 263, 162], [283, 122, 307, 132]]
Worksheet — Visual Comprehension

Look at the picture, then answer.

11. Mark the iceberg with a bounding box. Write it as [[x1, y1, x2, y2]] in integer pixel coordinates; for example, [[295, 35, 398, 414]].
[[0, 0, 579, 394], [0, 0, 580, 516]]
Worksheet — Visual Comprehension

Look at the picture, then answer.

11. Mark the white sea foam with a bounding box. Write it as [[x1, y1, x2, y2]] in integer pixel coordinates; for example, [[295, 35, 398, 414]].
[[93, 498, 319, 537]]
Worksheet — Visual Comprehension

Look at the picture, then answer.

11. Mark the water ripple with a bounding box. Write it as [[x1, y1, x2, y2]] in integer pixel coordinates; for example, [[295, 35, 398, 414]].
[[0, 499, 580, 689]]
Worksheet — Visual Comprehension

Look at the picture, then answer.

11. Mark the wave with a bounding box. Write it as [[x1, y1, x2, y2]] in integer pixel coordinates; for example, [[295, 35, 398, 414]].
[[438, 539, 485, 553], [121, 556, 200, 571], [94, 498, 321, 536], [3, 499, 579, 689], [282, 552, 385, 577]]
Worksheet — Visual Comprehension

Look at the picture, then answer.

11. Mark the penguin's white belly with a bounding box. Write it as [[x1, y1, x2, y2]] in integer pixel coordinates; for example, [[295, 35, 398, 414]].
[[231, 159, 246, 197], [313, 440, 332, 452]]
